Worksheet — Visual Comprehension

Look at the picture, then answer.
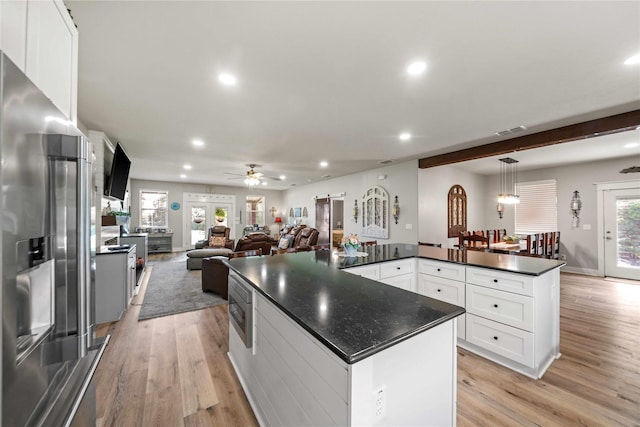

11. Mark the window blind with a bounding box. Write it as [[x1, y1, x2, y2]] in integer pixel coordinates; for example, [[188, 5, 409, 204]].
[[515, 180, 557, 234]]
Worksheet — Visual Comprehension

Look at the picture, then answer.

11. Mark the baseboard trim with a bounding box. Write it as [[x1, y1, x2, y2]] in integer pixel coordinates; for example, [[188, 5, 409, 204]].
[[561, 266, 600, 276]]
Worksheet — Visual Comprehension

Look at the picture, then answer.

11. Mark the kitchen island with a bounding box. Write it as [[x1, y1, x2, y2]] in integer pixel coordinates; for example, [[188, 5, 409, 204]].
[[225, 244, 564, 426]]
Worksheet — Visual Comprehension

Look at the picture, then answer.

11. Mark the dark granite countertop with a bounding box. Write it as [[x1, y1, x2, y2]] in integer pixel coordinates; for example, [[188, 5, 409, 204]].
[[226, 245, 465, 364], [225, 244, 565, 364], [96, 244, 135, 255], [336, 244, 566, 276]]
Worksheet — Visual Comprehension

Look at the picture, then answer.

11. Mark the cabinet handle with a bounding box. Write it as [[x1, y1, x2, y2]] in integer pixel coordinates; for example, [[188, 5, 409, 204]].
[[493, 279, 498, 283], [436, 268, 441, 272], [493, 336, 499, 340], [493, 303, 498, 308], [396, 267, 401, 270], [437, 289, 441, 292]]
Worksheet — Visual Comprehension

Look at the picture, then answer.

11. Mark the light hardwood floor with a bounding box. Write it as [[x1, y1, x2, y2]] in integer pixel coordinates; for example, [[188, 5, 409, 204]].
[[95, 254, 639, 426]]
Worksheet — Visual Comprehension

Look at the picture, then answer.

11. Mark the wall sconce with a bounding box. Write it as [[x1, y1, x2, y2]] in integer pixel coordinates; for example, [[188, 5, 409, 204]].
[[392, 195, 400, 224], [269, 206, 277, 217], [497, 202, 504, 219], [353, 200, 359, 223], [571, 190, 582, 227]]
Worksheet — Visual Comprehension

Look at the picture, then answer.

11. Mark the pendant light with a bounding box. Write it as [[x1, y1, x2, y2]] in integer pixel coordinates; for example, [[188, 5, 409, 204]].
[[497, 157, 520, 205]]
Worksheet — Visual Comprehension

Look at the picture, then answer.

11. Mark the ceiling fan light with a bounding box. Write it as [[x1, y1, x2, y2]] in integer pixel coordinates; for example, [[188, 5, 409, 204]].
[[244, 176, 261, 186]]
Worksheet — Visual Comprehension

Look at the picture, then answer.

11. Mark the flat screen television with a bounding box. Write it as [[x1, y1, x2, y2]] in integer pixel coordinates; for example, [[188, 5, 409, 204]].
[[104, 143, 131, 200]]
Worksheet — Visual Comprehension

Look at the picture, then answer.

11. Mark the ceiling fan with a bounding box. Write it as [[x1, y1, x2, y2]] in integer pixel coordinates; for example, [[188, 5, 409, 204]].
[[224, 164, 282, 186]]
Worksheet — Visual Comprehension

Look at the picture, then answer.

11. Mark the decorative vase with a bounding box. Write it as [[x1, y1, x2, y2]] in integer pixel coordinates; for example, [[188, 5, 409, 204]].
[[343, 244, 358, 256]]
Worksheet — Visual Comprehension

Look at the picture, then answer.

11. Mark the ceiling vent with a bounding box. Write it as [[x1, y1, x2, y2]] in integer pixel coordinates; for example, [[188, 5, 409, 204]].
[[378, 160, 394, 165], [495, 125, 527, 137]]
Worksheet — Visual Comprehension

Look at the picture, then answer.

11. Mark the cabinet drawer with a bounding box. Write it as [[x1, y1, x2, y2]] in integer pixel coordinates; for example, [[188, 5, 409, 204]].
[[379, 274, 415, 292], [466, 314, 534, 367], [379, 259, 414, 279], [418, 259, 465, 282], [466, 266, 534, 297], [417, 274, 465, 307], [466, 284, 534, 332], [343, 264, 379, 280]]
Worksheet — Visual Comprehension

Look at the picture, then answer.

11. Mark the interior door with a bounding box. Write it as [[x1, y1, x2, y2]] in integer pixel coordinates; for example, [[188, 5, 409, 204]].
[[603, 188, 640, 280], [315, 198, 330, 245]]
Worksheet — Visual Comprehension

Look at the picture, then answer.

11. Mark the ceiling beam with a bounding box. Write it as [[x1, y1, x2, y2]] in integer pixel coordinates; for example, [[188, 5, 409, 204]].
[[418, 109, 640, 169]]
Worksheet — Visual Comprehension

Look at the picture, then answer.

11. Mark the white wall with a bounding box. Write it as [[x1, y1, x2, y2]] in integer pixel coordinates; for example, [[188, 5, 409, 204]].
[[283, 160, 419, 244], [418, 166, 488, 248], [130, 179, 285, 250], [418, 154, 640, 274]]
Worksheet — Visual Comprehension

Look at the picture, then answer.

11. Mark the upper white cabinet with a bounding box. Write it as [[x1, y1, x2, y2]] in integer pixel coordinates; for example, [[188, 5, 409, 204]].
[[0, 0, 28, 70], [0, 0, 78, 123]]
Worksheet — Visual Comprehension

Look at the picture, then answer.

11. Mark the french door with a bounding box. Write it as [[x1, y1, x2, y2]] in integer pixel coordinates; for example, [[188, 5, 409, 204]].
[[183, 193, 236, 248], [603, 187, 640, 280]]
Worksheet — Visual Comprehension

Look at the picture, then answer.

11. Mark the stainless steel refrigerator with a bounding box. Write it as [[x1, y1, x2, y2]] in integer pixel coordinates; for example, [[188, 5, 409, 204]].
[[1, 52, 108, 426]]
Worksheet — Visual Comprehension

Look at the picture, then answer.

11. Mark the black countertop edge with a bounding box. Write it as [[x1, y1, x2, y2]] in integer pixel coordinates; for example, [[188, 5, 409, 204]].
[[96, 245, 135, 255]]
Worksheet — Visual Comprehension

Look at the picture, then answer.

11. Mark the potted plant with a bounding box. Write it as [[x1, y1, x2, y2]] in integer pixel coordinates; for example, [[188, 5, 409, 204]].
[[215, 208, 227, 223]]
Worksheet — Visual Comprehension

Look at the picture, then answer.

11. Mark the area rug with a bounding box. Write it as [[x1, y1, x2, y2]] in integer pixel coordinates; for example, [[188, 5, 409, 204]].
[[138, 258, 226, 321]]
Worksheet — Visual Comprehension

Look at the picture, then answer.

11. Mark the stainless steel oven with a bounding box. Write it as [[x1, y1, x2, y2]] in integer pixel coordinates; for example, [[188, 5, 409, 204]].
[[228, 272, 253, 348]]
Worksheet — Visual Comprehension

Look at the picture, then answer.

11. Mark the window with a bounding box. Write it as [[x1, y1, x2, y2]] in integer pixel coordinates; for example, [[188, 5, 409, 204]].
[[515, 180, 557, 234], [246, 195, 265, 226], [140, 190, 168, 228], [448, 185, 467, 238]]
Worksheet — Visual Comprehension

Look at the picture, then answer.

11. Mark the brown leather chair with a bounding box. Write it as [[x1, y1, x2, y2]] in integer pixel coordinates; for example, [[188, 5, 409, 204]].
[[234, 232, 275, 254], [201, 249, 263, 298], [293, 227, 319, 249], [195, 226, 234, 249]]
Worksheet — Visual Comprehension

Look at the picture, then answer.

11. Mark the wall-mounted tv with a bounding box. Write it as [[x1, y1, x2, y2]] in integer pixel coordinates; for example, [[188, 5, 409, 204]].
[[104, 143, 131, 201]]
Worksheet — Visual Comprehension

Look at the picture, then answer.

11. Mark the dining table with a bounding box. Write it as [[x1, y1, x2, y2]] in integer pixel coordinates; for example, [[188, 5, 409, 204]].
[[491, 241, 523, 251]]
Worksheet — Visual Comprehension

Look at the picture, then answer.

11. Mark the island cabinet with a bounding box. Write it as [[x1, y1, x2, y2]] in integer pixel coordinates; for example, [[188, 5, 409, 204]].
[[225, 249, 464, 427], [459, 266, 560, 379], [229, 284, 457, 427], [417, 259, 467, 339]]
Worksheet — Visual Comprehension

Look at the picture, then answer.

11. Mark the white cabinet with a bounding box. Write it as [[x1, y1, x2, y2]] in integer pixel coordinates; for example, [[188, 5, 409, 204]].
[[0, 0, 28, 70], [0, 0, 77, 122], [120, 234, 148, 286], [95, 246, 136, 324], [342, 264, 379, 280], [379, 259, 415, 292], [458, 266, 560, 379], [344, 259, 416, 292], [418, 259, 466, 339]]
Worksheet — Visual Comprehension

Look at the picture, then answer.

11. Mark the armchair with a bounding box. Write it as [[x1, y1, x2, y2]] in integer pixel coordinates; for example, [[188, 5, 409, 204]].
[[195, 226, 234, 249]]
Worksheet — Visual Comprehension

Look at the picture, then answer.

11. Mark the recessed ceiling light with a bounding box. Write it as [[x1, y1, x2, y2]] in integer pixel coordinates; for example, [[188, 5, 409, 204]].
[[407, 61, 426, 75], [624, 142, 640, 148], [399, 132, 412, 141], [319, 160, 329, 168], [180, 174, 187, 179], [279, 175, 286, 180], [192, 139, 204, 147], [218, 73, 237, 86], [183, 164, 192, 170], [624, 53, 640, 65]]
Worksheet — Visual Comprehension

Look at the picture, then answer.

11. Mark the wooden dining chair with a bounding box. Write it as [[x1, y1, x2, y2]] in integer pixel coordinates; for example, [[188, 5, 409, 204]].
[[459, 232, 490, 249], [360, 240, 377, 248], [229, 248, 262, 258], [485, 229, 506, 243]]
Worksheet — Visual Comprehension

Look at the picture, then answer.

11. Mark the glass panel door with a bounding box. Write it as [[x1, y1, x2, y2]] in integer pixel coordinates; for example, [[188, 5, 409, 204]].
[[604, 188, 640, 280], [189, 203, 207, 245]]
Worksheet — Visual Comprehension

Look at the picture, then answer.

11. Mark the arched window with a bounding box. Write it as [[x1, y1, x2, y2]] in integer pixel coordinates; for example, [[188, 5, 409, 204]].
[[448, 185, 467, 238]]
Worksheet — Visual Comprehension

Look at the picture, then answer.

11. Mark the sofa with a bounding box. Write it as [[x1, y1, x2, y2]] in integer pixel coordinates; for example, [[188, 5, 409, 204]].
[[276, 225, 319, 251], [234, 232, 276, 254]]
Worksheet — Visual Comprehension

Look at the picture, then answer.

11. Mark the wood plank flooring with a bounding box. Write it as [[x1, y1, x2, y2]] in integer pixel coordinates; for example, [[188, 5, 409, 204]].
[[95, 254, 639, 426]]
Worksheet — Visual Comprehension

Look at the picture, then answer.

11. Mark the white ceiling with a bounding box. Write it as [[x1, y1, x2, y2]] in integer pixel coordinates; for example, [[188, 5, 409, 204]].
[[67, 1, 640, 189]]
